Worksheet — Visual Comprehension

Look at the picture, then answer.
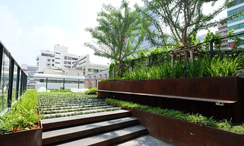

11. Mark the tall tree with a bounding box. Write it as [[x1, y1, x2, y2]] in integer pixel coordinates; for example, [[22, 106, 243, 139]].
[[84, 0, 147, 78], [136, 0, 243, 62]]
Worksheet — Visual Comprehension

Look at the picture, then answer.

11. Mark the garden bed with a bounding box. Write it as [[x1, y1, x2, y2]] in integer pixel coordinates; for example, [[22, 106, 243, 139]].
[[98, 76, 244, 122], [106, 98, 244, 146], [132, 109, 244, 146], [0, 90, 42, 146], [0, 122, 42, 146]]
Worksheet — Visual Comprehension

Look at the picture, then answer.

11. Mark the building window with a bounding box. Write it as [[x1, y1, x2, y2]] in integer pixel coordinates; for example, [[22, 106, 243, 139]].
[[47, 59, 50, 61], [222, 45, 228, 48], [55, 52, 61, 54], [94, 69, 99, 73], [55, 57, 60, 60], [219, 26, 227, 30], [88, 69, 92, 72], [64, 56, 67, 60], [55, 62, 60, 64], [41, 53, 52, 57], [64, 61, 67, 64]]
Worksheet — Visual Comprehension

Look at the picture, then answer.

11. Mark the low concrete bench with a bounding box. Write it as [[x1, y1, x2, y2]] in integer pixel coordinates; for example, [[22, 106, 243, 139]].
[[95, 89, 236, 104]]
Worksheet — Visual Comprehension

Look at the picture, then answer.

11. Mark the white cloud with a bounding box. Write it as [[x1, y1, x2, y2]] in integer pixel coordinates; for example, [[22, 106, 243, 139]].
[[0, 5, 23, 52], [198, 1, 227, 36]]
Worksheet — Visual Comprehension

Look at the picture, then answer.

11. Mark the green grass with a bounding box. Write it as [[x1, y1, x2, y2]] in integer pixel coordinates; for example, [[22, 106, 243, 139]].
[[0, 90, 42, 134], [105, 98, 244, 135], [38, 92, 84, 95]]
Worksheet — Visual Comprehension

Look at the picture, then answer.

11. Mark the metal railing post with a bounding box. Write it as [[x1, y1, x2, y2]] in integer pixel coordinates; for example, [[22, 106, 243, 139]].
[[16, 67, 20, 100], [8, 56, 14, 108]]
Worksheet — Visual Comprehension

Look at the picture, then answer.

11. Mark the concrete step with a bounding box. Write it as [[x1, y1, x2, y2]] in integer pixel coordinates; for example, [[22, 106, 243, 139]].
[[42, 107, 121, 119], [113, 135, 172, 146], [42, 117, 139, 145], [40, 104, 108, 110], [52, 125, 147, 146], [42, 110, 131, 131], [41, 105, 114, 114]]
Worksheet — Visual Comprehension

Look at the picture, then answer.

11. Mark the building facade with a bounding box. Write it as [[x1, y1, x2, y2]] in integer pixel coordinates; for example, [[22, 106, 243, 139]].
[[27, 65, 37, 84], [227, 0, 244, 48], [215, 24, 228, 50], [85, 69, 109, 88], [36, 44, 80, 73], [72, 54, 109, 76]]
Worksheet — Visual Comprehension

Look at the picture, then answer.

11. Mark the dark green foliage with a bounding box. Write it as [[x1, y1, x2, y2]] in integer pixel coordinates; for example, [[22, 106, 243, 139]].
[[85, 87, 98, 95], [101, 78, 126, 82], [104, 55, 239, 81], [106, 98, 244, 135], [0, 90, 42, 134]]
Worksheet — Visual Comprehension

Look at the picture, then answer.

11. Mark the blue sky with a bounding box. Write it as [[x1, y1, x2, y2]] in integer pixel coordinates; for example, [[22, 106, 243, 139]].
[[0, 0, 226, 66]]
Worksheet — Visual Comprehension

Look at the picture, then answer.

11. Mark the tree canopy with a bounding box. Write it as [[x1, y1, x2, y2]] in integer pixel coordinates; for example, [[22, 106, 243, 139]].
[[136, 0, 243, 47], [84, 0, 147, 77]]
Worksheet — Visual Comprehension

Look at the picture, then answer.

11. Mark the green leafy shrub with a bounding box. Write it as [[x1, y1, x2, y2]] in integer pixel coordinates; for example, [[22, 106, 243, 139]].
[[103, 55, 239, 82], [49, 89, 71, 92], [105, 98, 243, 135], [85, 87, 98, 95], [0, 90, 42, 134]]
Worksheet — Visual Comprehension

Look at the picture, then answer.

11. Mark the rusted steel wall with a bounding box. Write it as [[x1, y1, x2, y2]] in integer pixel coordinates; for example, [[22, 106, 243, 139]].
[[98, 77, 244, 122], [131, 109, 244, 146]]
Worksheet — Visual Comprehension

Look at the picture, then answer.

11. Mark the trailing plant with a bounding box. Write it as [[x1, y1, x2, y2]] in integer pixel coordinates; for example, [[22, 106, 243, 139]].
[[105, 98, 244, 135], [0, 90, 42, 134]]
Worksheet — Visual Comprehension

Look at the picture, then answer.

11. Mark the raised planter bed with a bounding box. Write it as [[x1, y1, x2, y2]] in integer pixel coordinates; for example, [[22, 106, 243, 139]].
[[0, 122, 43, 146], [98, 77, 244, 122], [131, 108, 244, 146]]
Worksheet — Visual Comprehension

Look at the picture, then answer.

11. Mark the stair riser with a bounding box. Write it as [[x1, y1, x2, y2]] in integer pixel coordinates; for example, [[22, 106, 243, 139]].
[[88, 129, 148, 146], [42, 120, 138, 145], [43, 112, 131, 131]]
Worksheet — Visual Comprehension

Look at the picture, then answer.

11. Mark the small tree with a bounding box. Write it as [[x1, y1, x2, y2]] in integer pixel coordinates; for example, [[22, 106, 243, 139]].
[[136, 0, 244, 63], [84, 0, 147, 78]]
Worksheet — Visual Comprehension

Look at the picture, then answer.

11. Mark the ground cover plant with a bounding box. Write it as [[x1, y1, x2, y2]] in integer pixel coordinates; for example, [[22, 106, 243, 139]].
[[106, 98, 244, 135], [0, 90, 42, 134], [85, 87, 98, 95], [39, 94, 120, 119], [38, 91, 84, 96]]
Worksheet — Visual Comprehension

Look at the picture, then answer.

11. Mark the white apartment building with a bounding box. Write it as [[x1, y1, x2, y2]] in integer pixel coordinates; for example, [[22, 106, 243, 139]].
[[72, 54, 108, 76], [36, 44, 80, 73], [227, 0, 244, 48]]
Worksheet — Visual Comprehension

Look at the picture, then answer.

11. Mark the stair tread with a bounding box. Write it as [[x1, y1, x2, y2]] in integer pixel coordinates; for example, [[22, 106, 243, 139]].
[[113, 135, 172, 146], [42, 105, 113, 114], [54, 125, 147, 146], [43, 117, 137, 139], [42, 110, 129, 124]]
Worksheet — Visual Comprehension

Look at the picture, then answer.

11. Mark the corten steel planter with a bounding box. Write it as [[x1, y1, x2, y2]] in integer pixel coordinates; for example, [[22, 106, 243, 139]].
[[98, 77, 244, 122], [0, 121, 42, 146], [131, 109, 244, 146]]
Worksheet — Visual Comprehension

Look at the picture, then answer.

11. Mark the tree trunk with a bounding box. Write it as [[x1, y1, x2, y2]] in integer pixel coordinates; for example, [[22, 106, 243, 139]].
[[119, 66, 122, 78], [184, 51, 188, 65], [119, 62, 122, 78]]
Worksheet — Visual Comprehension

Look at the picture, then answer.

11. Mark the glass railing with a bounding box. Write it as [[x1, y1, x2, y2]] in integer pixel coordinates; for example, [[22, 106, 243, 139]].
[[0, 41, 28, 114]]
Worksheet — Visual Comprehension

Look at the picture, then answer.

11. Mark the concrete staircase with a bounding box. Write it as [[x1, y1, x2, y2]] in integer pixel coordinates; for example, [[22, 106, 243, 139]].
[[42, 110, 147, 145]]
